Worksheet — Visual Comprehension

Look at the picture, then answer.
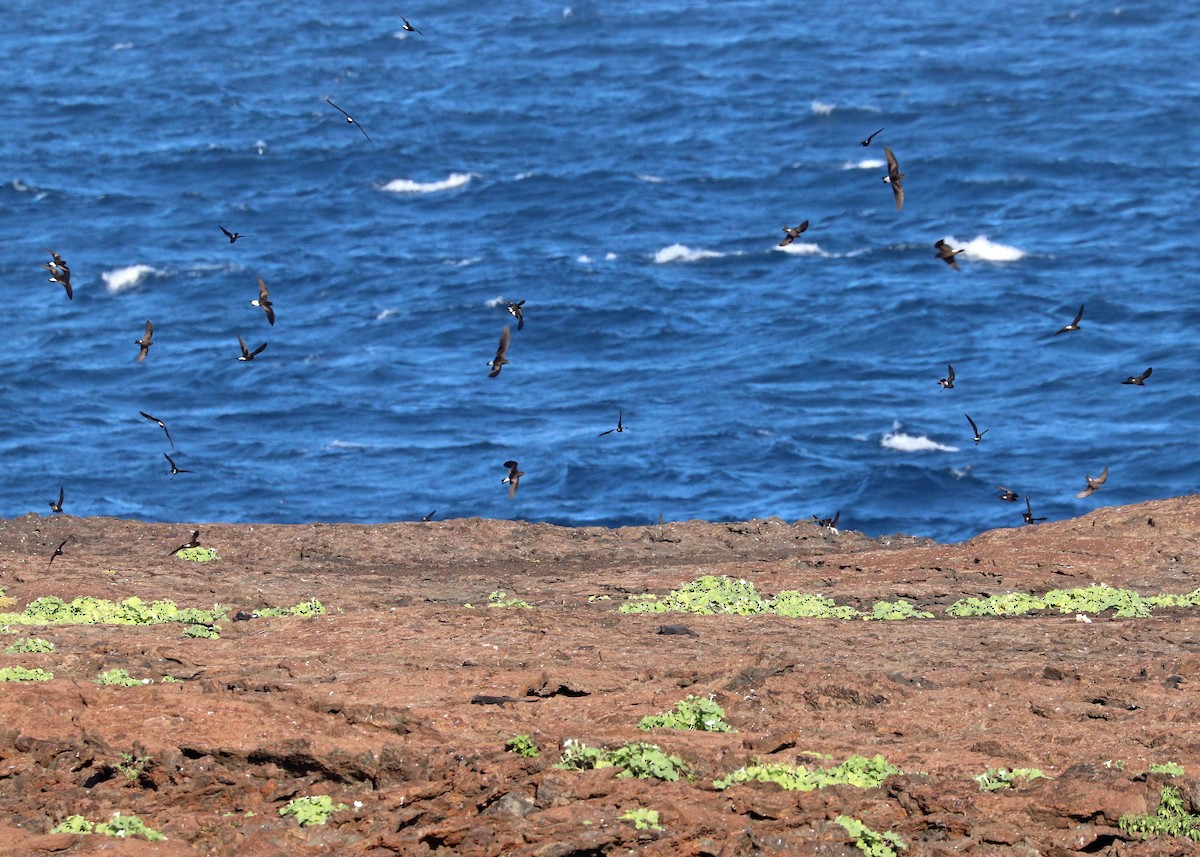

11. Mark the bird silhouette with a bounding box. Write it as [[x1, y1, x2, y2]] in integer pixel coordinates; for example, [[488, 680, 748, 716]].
[[598, 410, 624, 437], [139, 411, 175, 448], [488, 326, 511, 378], [48, 485, 64, 514], [938, 364, 955, 389], [935, 239, 964, 270], [236, 334, 268, 362], [860, 128, 884, 147], [779, 221, 809, 247], [134, 321, 154, 362], [965, 414, 988, 444], [1122, 367, 1152, 386], [220, 226, 248, 243], [252, 277, 275, 326], [1054, 304, 1084, 335], [168, 530, 201, 556], [1075, 467, 1109, 499], [997, 487, 1019, 502], [48, 535, 71, 567], [325, 98, 371, 142], [1023, 497, 1047, 525], [502, 460, 525, 498], [401, 15, 423, 35], [882, 146, 904, 210], [506, 300, 525, 331], [165, 453, 192, 477]]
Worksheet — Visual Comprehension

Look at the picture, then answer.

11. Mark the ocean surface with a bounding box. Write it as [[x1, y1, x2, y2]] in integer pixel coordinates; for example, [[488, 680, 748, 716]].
[[3, 1, 1198, 543]]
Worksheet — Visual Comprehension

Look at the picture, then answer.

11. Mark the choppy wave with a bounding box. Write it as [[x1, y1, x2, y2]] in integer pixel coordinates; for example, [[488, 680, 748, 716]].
[[843, 159, 884, 170], [881, 432, 959, 453], [811, 100, 836, 115], [102, 265, 161, 294], [949, 235, 1026, 262], [381, 173, 473, 194], [774, 242, 824, 256], [654, 244, 725, 264]]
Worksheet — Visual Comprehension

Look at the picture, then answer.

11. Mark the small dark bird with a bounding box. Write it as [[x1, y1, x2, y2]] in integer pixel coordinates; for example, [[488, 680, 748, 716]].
[[236, 334, 267, 362], [506, 300, 525, 331], [252, 277, 275, 326], [168, 530, 201, 557], [882, 146, 904, 211], [488, 326, 511, 378], [812, 511, 841, 532], [1023, 496, 1047, 525], [997, 487, 1019, 502], [139, 411, 175, 448], [938, 364, 955, 389], [1122, 367, 1152, 386], [48, 535, 71, 567], [779, 221, 809, 247], [48, 485, 64, 514], [502, 460, 524, 499], [220, 226, 247, 243], [401, 15, 423, 35], [1054, 304, 1084, 335], [164, 453, 192, 477], [935, 239, 964, 270], [134, 320, 154, 363], [598, 410, 624, 437], [45, 248, 68, 270], [1075, 466, 1109, 499], [421, 510, 436, 522], [860, 128, 884, 147], [965, 413, 987, 444], [41, 250, 72, 299], [325, 98, 371, 142]]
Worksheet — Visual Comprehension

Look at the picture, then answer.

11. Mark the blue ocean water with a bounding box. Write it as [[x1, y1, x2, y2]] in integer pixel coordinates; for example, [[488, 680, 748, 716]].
[[2, 2, 1198, 542]]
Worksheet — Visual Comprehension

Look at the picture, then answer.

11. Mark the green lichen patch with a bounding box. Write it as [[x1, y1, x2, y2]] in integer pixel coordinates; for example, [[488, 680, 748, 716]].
[[947, 584, 1200, 618], [714, 753, 900, 792], [487, 591, 534, 609]]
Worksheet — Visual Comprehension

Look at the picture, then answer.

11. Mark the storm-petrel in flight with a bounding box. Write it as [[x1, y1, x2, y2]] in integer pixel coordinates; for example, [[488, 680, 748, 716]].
[[164, 453, 192, 477], [48, 486, 64, 514], [779, 221, 809, 247], [938, 364, 955, 389], [598, 410, 624, 436], [1075, 466, 1109, 499], [882, 146, 904, 210], [965, 413, 987, 444], [860, 128, 884, 147], [1054, 304, 1084, 335], [236, 334, 267, 362], [1023, 497, 1047, 525], [1122, 367, 1152, 386], [488, 326, 511, 378], [502, 460, 524, 499], [168, 530, 201, 556], [812, 510, 840, 533], [220, 226, 248, 243], [997, 487, 1019, 502], [935, 239, 964, 270], [139, 411, 175, 448], [506, 300, 525, 331], [421, 510, 436, 522], [325, 98, 371, 142], [134, 320, 154, 363], [48, 535, 71, 567], [41, 249, 72, 299], [252, 277, 275, 326], [401, 15, 423, 35]]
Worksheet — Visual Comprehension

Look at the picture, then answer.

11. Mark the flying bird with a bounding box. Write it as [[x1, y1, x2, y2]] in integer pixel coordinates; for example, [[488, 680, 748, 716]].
[[779, 221, 809, 247], [220, 226, 247, 243], [598, 410, 624, 437], [812, 511, 840, 533], [421, 510, 436, 522], [488, 326, 511, 378], [139, 411, 174, 448], [1023, 497, 1047, 525], [935, 239, 964, 270], [134, 320, 154, 363], [882, 146, 904, 210], [252, 277, 275, 325], [1075, 466, 1109, 499], [164, 453, 192, 477], [938, 364, 955, 389], [860, 128, 884, 147], [997, 487, 1019, 502], [965, 413, 987, 444], [325, 98, 371, 142], [506, 300, 525, 331], [401, 15, 423, 35], [48, 486, 64, 514], [48, 536, 71, 567], [41, 249, 72, 299], [1122, 367, 1152, 386], [1054, 304, 1084, 335], [236, 334, 268, 362], [45, 249, 69, 270], [168, 530, 201, 557], [501, 460, 524, 499]]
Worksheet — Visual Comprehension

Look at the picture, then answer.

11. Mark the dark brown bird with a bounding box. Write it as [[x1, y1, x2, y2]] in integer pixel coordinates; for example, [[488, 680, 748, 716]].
[[48, 535, 71, 567], [139, 411, 175, 448], [41, 249, 72, 299], [168, 530, 201, 557], [1122, 367, 1152, 386], [965, 413, 987, 444], [134, 320, 153, 363], [598, 410, 624, 437], [506, 300, 525, 331], [421, 510, 436, 522], [1075, 466, 1109, 499], [938, 364, 955, 389], [325, 98, 371, 142], [882, 146, 904, 210], [164, 453, 192, 477], [401, 15, 423, 35], [861, 128, 884, 147], [220, 226, 248, 243], [997, 487, 1019, 502], [1054, 304, 1084, 335], [251, 277, 275, 326], [48, 485, 64, 514], [236, 334, 267, 362], [488, 326, 511, 378], [935, 239, 964, 270], [1023, 497, 1047, 525], [502, 460, 524, 498], [779, 221, 809, 247], [811, 510, 840, 532]]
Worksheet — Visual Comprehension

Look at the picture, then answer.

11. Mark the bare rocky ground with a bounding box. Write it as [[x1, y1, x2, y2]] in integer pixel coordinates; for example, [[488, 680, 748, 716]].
[[2, 497, 1200, 855]]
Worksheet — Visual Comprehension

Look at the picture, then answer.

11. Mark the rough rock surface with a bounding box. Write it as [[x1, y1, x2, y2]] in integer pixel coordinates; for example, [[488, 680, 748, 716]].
[[1, 498, 1199, 855]]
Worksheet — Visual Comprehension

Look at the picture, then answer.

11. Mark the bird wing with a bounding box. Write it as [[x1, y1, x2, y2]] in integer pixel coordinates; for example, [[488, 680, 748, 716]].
[[884, 146, 898, 174], [258, 277, 270, 302], [237, 334, 248, 357], [251, 342, 268, 358], [494, 326, 511, 360], [1094, 466, 1109, 486], [1072, 305, 1084, 325], [947, 365, 955, 382], [1141, 367, 1153, 381], [891, 180, 904, 210], [221, 226, 233, 238], [144, 320, 153, 339], [965, 414, 979, 434]]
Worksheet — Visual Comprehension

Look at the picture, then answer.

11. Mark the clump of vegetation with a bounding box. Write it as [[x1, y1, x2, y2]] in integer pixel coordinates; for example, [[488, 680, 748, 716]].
[[0, 595, 226, 627], [1119, 786, 1200, 841], [948, 584, 1200, 618], [175, 547, 218, 562], [1149, 762, 1185, 776], [836, 815, 907, 856], [769, 591, 861, 619], [115, 752, 151, 782], [254, 599, 326, 618], [638, 695, 735, 732], [620, 808, 663, 830], [183, 624, 220, 639], [506, 734, 540, 757], [556, 740, 689, 781], [974, 767, 1050, 791], [0, 666, 53, 682], [52, 813, 166, 841], [714, 754, 900, 792], [3, 637, 54, 654], [869, 599, 934, 620], [487, 591, 534, 609], [96, 668, 146, 687], [278, 795, 349, 827]]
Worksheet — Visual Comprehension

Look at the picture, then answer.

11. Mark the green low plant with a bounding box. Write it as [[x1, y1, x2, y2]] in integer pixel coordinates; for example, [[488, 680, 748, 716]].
[[556, 741, 689, 781], [4, 637, 54, 653], [0, 666, 52, 681], [620, 808, 663, 830], [52, 813, 165, 841], [836, 815, 907, 856], [948, 584, 1200, 619], [1149, 762, 1185, 777], [254, 599, 326, 618], [487, 591, 533, 609], [869, 599, 933, 620], [96, 668, 145, 687], [115, 752, 151, 782], [973, 767, 1050, 791], [279, 795, 349, 827], [183, 623, 220, 639], [175, 547, 218, 562], [638, 695, 735, 732], [1119, 786, 1200, 841], [714, 754, 900, 792], [0, 595, 225, 627], [769, 591, 861, 619], [506, 734, 540, 757]]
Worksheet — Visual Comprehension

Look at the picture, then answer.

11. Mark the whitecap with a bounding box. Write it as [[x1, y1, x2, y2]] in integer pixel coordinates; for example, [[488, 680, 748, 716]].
[[325, 439, 371, 450], [577, 254, 592, 264], [382, 173, 473, 194], [842, 159, 884, 170], [102, 265, 160, 294], [636, 174, 664, 184], [881, 432, 959, 453], [811, 100, 836, 116], [774, 242, 823, 256], [948, 235, 1025, 262], [654, 244, 724, 264], [376, 309, 398, 320], [447, 257, 482, 267], [604, 252, 618, 261], [112, 42, 134, 51], [485, 296, 507, 308]]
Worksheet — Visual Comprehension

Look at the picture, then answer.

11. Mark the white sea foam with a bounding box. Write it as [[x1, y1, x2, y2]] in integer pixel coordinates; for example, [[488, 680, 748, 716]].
[[947, 235, 1026, 262], [485, 296, 507, 308], [376, 308, 398, 320], [447, 257, 482, 267], [654, 244, 724, 264], [843, 159, 884, 170], [636, 174, 664, 183], [774, 242, 823, 256], [811, 100, 836, 115], [604, 252, 617, 261], [112, 42, 134, 51], [577, 254, 592, 264], [382, 173, 473, 194], [881, 432, 959, 453], [102, 264, 160, 294]]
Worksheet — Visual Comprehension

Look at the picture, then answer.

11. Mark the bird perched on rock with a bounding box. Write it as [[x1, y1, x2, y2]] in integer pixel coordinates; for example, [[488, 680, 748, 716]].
[[1075, 467, 1109, 499]]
